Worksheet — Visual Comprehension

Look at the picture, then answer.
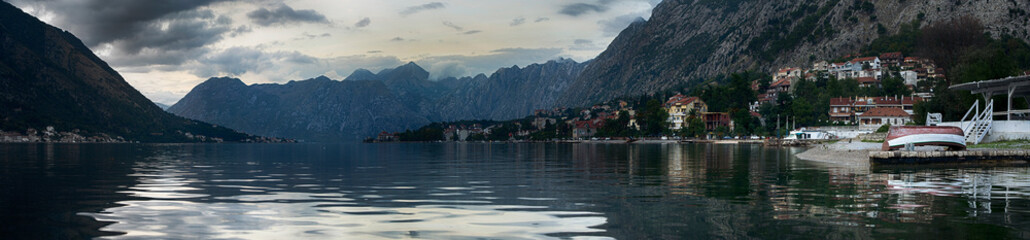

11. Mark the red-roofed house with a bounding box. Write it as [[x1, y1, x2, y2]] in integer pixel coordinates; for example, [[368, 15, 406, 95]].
[[850, 56, 881, 70], [856, 77, 880, 87], [377, 131, 397, 142], [829, 97, 854, 123], [828, 96, 923, 124], [664, 94, 708, 130], [702, 112, 733, 132], [573, 118, 606, 139], [858, 107, 912, 130], [879, 52, 903, 66], [774, 67, 802, 82]]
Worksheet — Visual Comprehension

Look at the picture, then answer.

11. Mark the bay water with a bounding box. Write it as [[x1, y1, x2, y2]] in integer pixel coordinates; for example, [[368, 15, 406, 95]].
[[1, 143, 1028, 239]]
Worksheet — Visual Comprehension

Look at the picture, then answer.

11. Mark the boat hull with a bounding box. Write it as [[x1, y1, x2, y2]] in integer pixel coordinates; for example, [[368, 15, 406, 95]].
[[882, 126, 966, 151]]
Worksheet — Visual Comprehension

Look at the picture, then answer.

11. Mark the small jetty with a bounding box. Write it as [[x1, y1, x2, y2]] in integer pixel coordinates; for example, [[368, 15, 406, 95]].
[[869, 150, 1030, 165]]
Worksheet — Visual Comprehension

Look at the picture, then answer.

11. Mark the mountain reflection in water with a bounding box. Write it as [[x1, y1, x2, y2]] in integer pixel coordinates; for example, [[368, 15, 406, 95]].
[[1, 143, 1028, 239]]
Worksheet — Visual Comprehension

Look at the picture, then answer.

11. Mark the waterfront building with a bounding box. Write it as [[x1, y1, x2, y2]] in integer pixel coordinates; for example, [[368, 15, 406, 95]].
[[858, 107, 912, 131], [701, 112, 732, 132], [664, 94, 707, 130], [941, 75, 1030, 143], [827, 96, 923, 124]]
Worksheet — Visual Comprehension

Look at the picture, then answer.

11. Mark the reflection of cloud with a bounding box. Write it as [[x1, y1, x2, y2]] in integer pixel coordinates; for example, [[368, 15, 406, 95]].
[[88, 201, 607, 239], [83, 156, 608, 239]]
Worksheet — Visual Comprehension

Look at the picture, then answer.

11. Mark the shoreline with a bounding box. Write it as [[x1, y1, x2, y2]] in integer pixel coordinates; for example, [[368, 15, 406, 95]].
[[794, 141, 878, 168]]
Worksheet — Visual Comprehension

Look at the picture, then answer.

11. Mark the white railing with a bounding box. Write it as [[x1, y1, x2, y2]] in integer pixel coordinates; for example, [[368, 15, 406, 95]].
[[960, 100, 979, 132], [926, 113, 942, 126], [961, 99, 993, 144]]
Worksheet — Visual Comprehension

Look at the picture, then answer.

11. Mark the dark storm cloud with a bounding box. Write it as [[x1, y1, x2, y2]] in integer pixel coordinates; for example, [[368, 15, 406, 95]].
[[7, 0, 225, 46], [354, 17, 371, 28], [6, 0, 244, 67], [400, 2, 445, 16], [247, 4, 329, 26], [119, 10, 230, 54]]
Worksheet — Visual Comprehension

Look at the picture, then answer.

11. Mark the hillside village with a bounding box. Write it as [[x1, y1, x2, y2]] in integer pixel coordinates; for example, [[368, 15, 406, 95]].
[[376, 51, 959, 142]]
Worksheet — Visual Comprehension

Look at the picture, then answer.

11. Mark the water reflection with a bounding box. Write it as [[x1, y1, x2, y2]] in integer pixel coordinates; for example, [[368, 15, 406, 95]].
[[2, 143, 1029, 239], [80, 144, 610, 239]]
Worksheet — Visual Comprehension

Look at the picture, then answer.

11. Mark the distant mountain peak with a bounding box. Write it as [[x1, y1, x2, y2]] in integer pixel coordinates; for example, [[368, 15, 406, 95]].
[[382, 61, 429, 80], [312, 75, 332, 81], [201, 77, 246, 88], [345, 68, 377, 81]]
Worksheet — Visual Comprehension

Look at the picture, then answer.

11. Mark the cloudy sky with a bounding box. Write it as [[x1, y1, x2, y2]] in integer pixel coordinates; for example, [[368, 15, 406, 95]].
[[7, 0, 660, 105]]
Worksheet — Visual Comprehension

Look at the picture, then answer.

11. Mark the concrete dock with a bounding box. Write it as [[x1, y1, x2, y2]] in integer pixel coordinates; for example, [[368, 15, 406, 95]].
[[869, 150, 1030, 165]]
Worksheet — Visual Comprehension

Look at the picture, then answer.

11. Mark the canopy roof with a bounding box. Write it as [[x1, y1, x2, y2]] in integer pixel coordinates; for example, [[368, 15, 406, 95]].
[[949, 75, 1030, 97]]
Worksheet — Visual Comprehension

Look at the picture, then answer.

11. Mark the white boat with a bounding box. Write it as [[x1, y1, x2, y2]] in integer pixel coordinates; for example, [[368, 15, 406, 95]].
[[783, 128, 836, 140]]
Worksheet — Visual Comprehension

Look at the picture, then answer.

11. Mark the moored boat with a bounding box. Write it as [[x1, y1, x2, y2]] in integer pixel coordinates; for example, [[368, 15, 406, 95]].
[[881, 126, 966, 151], [783, 128, 836, 140]]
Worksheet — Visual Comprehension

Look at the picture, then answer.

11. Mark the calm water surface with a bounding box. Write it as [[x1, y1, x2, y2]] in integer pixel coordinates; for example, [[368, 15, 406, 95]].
[[1, 143, 1029, 239]]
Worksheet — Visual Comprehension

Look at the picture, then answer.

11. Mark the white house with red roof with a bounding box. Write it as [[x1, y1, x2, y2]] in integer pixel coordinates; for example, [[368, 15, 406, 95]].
[[858, 107, 912, 130]]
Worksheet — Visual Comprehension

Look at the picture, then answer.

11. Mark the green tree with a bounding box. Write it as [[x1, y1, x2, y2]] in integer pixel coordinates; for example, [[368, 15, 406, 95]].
[[640, 99, 669, 136]]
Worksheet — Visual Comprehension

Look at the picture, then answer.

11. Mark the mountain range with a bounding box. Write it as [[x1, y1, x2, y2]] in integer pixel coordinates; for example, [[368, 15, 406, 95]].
[[556, 0, 1030, 106], [4, 0, 1026, 142], [169, 59, 587, 141], [0, 1, 265, 142], [170, 0, 1029, 141]]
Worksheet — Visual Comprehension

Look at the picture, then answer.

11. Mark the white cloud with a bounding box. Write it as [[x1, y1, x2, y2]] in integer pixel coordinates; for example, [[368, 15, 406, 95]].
[[8, 0, 662, 104]]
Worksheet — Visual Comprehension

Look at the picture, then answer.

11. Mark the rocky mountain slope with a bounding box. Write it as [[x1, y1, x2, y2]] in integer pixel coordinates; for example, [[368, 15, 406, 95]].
[[169, 76, 426, 141], [0, 1, 262, 142], [557, 0, 1030, 106], [169, 59, 587, 141]]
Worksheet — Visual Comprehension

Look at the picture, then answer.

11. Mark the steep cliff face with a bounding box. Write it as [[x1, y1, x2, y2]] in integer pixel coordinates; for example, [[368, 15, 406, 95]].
[[169, 59, 587, 141], [0, 1, 256, 142], [558, 0, 1030, 107]]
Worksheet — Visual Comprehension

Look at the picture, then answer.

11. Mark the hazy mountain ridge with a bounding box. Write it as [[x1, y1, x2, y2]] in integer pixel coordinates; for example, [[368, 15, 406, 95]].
[[169, 76, 427, 141], [169, 59, 587, 141], [557, 0, 1030, 106], [0, 1, 261, 142]]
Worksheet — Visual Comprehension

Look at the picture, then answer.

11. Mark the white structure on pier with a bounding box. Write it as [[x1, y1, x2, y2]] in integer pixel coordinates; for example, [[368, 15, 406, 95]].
[[936, 75, 1030, 144]]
